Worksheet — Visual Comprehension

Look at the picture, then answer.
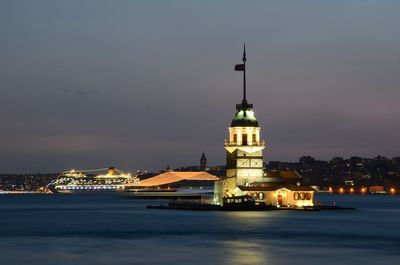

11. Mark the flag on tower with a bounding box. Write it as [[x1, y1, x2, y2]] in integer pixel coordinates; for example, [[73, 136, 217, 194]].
[[234, 64, 244, 71]]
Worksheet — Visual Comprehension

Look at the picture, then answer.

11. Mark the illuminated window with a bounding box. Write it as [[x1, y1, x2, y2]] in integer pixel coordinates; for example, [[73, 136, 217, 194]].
[[300, 192, 305, 200], [305, 193, 311, 200], [258, 192, 265, 200], [294, 192, 299, 200]]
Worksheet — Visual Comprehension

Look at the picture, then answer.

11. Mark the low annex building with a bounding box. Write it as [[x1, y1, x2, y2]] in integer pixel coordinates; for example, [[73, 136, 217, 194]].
[[234, 185, 315, 207]]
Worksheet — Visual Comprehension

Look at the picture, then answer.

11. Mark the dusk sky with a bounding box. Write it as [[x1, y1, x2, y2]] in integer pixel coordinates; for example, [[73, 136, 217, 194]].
[[1, 1, 400, 173]]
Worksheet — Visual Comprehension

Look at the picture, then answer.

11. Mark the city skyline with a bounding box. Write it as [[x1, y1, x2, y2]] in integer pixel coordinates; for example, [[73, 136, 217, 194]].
[[1, 1, 400, 173]]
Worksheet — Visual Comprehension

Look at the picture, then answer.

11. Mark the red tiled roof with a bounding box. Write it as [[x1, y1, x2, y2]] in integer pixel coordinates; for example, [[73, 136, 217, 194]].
[[265, 170, 302, 179], [238, 184, 315, 192]]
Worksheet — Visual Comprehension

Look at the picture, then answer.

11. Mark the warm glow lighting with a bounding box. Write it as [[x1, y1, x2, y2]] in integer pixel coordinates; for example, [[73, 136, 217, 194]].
[[350, 188, 354, 193], [235, 110, 256, 121], [390, 188, 396, 194], [328, 187, 333, 192], [339, 187, 344, 194], [361, 187, 367, 193]]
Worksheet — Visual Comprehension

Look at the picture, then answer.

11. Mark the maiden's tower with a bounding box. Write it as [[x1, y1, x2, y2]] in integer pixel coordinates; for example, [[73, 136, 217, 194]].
[[214, 46, 315, 207], [214, 45, 266, 204]]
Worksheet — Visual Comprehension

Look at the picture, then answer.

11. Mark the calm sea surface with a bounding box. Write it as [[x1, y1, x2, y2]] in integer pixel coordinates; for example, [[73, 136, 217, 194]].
[[0, 194, 399, 265]]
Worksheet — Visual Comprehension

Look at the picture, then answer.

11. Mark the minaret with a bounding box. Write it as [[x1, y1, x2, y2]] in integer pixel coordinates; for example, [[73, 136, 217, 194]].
[[222, 45, 266, 197], [200, 152, 207, 171]]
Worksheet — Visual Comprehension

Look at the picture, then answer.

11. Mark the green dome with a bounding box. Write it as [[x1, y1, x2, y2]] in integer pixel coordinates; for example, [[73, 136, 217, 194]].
[[231, 105, 259, 127]]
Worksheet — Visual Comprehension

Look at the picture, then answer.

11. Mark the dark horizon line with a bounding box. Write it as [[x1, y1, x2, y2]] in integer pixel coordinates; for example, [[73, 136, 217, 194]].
[[1, 154, 399, 175]]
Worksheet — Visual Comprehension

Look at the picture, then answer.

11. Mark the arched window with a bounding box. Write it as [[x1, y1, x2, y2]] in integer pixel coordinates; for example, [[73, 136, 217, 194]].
[[294, 192, 299, 200], [300, 192, 305, 200], [258, 192, 265, 200], [305, 193, 311, 200]]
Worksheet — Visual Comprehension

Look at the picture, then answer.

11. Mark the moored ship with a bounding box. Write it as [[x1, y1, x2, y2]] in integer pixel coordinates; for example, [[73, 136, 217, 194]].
[[48, 167, 139, 193]]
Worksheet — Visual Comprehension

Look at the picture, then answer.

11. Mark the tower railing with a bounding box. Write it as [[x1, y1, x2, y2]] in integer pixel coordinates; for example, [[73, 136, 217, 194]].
[[224, 140, 266, 147]]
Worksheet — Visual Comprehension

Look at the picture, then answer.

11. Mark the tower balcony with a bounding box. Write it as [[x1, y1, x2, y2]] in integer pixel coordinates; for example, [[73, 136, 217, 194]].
[[224, 139, 266, 147]]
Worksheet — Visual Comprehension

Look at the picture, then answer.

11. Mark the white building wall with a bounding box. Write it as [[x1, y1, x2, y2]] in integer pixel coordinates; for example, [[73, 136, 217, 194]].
[[242, 189, 315, 207]]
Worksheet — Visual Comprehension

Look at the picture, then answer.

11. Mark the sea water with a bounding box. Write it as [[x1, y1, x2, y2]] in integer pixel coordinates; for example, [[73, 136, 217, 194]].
[[0, 194, 399, 265]]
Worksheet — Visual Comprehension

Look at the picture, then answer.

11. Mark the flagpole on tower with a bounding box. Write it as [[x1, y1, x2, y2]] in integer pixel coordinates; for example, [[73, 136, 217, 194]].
[[234, 44, 248, 107], [242, 43, 247, 104]]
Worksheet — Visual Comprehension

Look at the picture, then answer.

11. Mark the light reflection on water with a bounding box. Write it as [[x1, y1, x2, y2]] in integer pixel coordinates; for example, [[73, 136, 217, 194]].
[[0, 194, 399, 265], [221, 240, 269, 265]]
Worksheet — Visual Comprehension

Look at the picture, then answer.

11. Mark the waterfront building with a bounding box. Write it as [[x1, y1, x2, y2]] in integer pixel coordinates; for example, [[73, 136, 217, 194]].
[[214, 46, 315, 207], [124, 171, 219, 199], [368, 185, 385, 194], [236, 185, 315, 207]]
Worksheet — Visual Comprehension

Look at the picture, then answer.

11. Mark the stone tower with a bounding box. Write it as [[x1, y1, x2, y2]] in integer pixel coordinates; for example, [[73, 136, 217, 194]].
[[214, 45, 266, 203], [224, 100, 265, 187]]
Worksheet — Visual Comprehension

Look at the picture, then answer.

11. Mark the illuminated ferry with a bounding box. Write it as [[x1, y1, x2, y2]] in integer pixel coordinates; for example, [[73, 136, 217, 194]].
[[48, 167, 139, 193]]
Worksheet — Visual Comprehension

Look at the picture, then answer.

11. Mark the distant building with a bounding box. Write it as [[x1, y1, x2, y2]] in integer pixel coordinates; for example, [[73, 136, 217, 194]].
[[392, 157, 400, 165], [368, 185, 385, 194], [200, 152, 207, 171]]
